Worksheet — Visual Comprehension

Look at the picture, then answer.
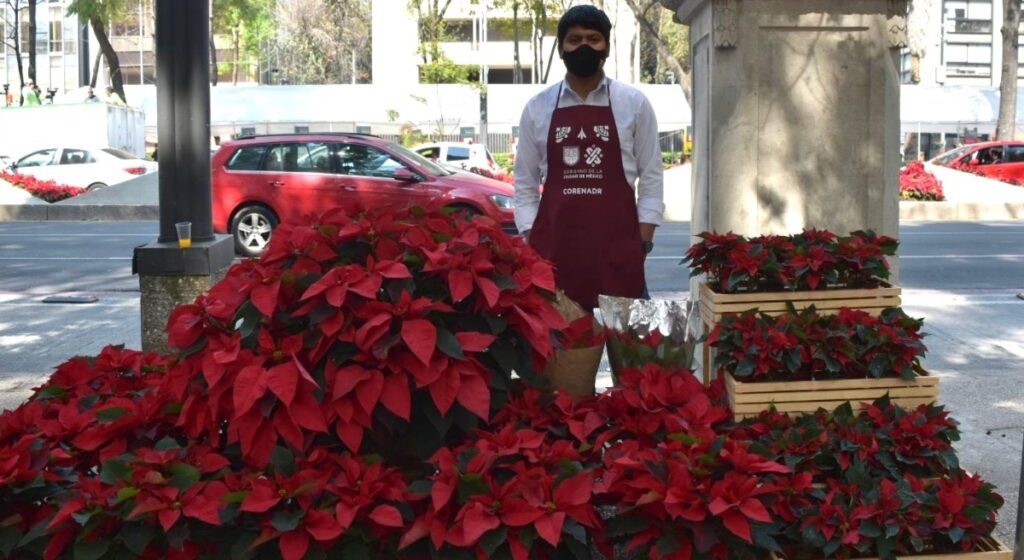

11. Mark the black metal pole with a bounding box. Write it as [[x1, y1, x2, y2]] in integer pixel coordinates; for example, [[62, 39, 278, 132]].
[[155, 0, 213, 244], [78, 23, 90, 87]]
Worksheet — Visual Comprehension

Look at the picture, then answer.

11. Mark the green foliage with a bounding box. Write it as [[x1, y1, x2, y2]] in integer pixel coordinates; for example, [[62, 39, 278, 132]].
[[493, 153, 514, 174], [66, 0, 131, 22]]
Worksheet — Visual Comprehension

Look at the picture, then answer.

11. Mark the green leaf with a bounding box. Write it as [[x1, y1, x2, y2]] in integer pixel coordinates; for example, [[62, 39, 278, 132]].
[[37, 385, 68, 400], [436, 327, 466, 360], [224, 491, 249, 504], [656, 534, 680, 555], [605, 515, 648, 537], [562, 518, 588, 545], [408, 480, 434, 496], [0, 526, 22, 557], [271, 446, 297, 477], [100, 460, 132, 485], [341, 539, 371, 560], [73, 539, 110, 560], [457, 474, 490, 502], [120, 524, 156, 555], [153, 437, 181, 452], [271, 510, 303, 532], [167, 463, 201, 490], [95, 407, 129, 423], [114, 487, 140, 505], [479, 527, 507, 556]]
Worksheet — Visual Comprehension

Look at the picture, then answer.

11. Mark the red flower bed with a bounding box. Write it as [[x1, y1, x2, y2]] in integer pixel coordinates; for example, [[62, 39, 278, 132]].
[[468, 166, 515, 184], [685, 229, 898, 293], [709, 307, 927, 382], [0, 205, 1003, 560], [900, 161, 946, 201], [0, 171, 84, 203]]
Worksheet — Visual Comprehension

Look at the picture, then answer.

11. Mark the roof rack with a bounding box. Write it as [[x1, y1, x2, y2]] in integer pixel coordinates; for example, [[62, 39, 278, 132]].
[[233, 132, 381, 141]]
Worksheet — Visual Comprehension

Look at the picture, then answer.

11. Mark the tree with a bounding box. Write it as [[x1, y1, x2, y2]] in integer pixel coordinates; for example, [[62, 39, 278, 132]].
[[212, 0, 273, 85], [996, 0, 1022, 139], [1, 0, 26, 103], [274, 0, 370, 84], [26, 0, 35, 85], [623, 0, 691, 105], [409, 0, 476, 84], [67, 0, 129, 103]]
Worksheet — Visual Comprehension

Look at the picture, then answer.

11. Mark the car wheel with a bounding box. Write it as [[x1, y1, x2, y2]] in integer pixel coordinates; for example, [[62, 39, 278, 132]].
[[231, 205, 278, 258], [86, 182, 108, 192]]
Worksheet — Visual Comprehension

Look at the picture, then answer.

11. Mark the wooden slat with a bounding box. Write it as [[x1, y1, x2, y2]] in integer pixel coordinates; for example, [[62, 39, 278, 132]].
[[701, 280, 900, 305], [728, 369, 937, 394], [711, 297, 899, 315], [731, 386, 938, 404], [732, 397, 934, 415], [768, 536, 1012, 559]]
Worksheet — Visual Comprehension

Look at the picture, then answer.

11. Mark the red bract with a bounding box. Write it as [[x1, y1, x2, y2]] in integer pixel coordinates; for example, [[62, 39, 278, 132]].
[[0, 171, 84, 202], [900, 161, 946, 201], [685, 229, 897, 293]]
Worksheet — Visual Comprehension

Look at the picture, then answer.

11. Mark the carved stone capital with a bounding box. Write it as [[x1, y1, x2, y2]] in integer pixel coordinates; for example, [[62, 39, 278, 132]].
[[713, 0, 738, 49], [887, 0, 909, 49]]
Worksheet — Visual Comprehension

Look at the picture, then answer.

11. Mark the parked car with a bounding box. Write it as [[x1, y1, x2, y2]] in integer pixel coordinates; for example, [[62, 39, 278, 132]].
[[413, 142, 501, 175], [9, 147, 157, 190], [930, 141, 1024, 183], [0, 155, 12, 172], [212, 133, 518, 257]]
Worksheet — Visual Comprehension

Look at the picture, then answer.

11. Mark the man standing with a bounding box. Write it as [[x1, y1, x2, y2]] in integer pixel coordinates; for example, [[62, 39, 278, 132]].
[[514, 4, 664, 310]]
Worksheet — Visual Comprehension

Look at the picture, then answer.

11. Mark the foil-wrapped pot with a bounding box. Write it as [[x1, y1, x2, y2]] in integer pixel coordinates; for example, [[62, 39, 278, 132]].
[[597, 295, 701, 383]]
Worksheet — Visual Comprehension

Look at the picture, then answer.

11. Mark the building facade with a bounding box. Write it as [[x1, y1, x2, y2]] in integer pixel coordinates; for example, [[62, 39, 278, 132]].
[[372, 0, 642, 87], [902, 0, 1024, 86], [1, 0, 85, 98]]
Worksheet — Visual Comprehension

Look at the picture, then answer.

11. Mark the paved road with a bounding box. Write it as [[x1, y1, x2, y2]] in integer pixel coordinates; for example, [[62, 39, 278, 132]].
[[0, 220, 1023, 545]]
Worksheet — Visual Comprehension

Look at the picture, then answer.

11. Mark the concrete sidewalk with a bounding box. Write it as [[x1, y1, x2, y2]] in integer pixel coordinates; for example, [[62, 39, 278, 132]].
[[900, 164, 1024, 220]]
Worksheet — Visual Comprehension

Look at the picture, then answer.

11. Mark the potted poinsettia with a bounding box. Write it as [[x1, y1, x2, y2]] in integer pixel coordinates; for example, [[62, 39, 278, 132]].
[[708, 306, 938, 420]]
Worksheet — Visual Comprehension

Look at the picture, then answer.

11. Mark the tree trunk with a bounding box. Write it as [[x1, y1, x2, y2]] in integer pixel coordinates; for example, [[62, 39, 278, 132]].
[[90, 51, 101, 89], [90, 16, 126, 104], [27, 0, 35, 84], [10, 1, 25, 104], [209, 0, 217, 85], [512, 1, 521, 84], [622, 0, 692, 105], [996, 0, 1022, 140], [232, 29, 240, 85]]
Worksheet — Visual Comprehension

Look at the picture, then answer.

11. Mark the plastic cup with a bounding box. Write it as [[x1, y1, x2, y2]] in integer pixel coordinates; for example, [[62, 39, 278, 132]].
[[175, 221, 192, 249]]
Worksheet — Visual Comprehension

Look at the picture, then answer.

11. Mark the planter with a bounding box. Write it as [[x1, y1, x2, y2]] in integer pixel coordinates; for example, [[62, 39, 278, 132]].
[[725, 366, 938, 422], [698, 280, 902, 384], [769, 536, 1011, 559]]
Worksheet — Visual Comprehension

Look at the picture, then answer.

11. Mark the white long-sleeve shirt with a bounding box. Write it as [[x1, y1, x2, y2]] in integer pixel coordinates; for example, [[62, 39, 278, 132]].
[[513, 76, 665, 233]]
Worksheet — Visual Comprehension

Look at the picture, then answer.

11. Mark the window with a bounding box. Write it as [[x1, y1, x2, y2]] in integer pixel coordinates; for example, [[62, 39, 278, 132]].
[[294, 126, 309, 134], [0, 20, 5, 54], [17, 149, 56, 168], [945, 42, 992, 76], [416, 147, 440, 161], [59, 149, 95, 165], [262, 143, 332, 173], [335, 144, 406, 178], [20, 22, 30, 53], [1006, 145, 1024, 162], [49, 16, 62, 53], [226, 146, 267, 170], [240, 127, 256, 137], [447, 146, 471, 161], [944, 0, 993, 34]]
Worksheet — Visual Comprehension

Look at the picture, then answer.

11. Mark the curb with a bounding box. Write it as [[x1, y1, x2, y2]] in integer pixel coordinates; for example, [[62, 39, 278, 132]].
[[0, 205, 159, 221], [899, 201, 1024, 221]]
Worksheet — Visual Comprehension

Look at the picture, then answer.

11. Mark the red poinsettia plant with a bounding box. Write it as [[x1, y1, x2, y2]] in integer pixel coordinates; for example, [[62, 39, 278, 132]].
[[900, 161, 946, 201], [0, 171, 84, 203], [709, 306, 927, 382], [685, 229, 898, 293]]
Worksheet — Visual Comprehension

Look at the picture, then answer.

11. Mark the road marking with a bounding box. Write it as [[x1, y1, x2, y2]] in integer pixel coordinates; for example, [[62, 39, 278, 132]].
[[647, 254, 1024, 260], [0, 257, 133, 260], [0, 233, 154, 237]]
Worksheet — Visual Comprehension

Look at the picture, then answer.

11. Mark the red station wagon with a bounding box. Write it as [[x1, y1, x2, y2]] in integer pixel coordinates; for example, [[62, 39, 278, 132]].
[[931, 140, 1024, 184], [212, 133, 518, 257]]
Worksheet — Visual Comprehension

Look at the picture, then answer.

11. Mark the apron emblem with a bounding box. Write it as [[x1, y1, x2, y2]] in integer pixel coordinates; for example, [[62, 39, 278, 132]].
[[554, 127, 571, 144], [576, 129, 588, 140], [594, 125, 610, 142], [585, 146, 603, 167], [562, 146, 581, 166]]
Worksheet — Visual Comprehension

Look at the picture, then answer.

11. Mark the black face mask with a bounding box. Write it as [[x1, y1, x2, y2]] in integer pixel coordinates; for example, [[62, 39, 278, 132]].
[[562, 44, 607, 78]]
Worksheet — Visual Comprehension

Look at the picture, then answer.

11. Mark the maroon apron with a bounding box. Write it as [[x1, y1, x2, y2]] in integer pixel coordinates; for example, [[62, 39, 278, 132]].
[[529, 83, 645, 310]]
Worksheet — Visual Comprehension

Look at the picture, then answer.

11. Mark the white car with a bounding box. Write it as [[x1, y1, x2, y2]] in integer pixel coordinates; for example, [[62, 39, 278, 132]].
[[414, 142, 501, 176], [10, 147, 157, 191]]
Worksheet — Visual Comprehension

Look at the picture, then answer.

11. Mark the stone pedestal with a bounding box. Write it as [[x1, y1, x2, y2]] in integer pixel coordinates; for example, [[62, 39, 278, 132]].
[[134, 237, 233, 353], [673, 0, 907, 243]]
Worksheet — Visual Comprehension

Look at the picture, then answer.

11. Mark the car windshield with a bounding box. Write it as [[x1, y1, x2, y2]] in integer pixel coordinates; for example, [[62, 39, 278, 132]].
[[101, 148, 141, 160], [388, 143, 452, 176], [931, 145, 972, 165]]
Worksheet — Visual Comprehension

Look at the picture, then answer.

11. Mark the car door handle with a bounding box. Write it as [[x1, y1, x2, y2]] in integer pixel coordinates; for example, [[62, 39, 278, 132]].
[[268, 180, 284, 187], [340, 185, 357, 192]]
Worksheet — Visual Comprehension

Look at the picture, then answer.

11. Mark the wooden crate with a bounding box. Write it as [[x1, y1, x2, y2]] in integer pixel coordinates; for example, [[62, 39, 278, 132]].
[[698, 280, 902, 385], [768, 536, 1012, 559], [725, 367, 939, 422]]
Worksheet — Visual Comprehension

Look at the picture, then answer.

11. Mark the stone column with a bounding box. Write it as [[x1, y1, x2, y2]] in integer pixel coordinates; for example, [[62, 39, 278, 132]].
[[133, 0, 234, 353], [672, 0, 907, 246]]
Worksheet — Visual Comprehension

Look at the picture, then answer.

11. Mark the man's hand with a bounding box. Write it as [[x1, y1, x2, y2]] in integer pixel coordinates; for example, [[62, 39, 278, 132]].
[[639, 223, 656, 243]]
